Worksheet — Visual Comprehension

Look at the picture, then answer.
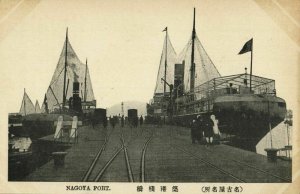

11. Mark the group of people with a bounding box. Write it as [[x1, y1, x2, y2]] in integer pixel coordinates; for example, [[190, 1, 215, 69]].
[[191, 114, 221, 146], [95, 115, 144, 129]]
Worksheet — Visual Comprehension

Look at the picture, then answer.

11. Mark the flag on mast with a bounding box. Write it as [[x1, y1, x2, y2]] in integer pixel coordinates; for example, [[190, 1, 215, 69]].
[[162, 27, 168, 32], [238, 38, 253, 54]]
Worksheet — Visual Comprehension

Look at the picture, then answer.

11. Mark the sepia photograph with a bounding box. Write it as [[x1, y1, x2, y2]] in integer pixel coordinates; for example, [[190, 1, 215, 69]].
[[0, 0, 299, 193]]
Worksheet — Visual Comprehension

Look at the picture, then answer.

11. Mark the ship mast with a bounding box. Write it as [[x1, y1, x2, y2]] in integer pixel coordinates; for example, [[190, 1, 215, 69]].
[[24, 88, 26, 116], [62, 28, 68, 109], [190, 8, 196, 93], [84, 58, 88, 102], [164, 27, 168, 96]]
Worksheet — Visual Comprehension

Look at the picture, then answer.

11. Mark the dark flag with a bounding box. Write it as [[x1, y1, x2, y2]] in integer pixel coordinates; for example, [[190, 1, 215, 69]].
[[162, 27, 168, 32], [238, 38, 253, 54]]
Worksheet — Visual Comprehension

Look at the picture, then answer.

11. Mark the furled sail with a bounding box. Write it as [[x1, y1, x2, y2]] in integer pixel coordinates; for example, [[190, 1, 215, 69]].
[[177, 34, 221, 92], [19, 90, 35, 116], [154, 32, 177, 95], [45, 33, 95, 111]]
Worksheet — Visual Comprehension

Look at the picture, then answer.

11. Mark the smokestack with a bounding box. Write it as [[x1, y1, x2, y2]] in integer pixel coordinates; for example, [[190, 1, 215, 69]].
[[73, 82, 79, 96]]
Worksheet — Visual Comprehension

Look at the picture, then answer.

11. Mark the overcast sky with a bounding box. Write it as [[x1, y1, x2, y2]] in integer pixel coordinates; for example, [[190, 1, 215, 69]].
[[0, 0, 298, 113]]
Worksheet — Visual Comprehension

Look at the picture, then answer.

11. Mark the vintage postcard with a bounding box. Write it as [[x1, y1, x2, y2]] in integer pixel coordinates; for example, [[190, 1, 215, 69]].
[[0, 0, 299, 193]]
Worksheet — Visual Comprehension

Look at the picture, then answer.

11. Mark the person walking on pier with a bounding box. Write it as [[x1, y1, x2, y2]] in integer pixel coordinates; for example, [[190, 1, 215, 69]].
[[190, 115, 204, 144], [196, 115, 204, 144], [139, 115, 144, 126], [121, 116, 124, 127], [204, 115, 214, 146], [191, 119, 198, 144], [109, 116, 113, 128], [211, 114, 221, 144], [196, 115, 205, 144], [91, 115, 97, 129], [103, 116, 108, 129], [111, 116, 116, 128]]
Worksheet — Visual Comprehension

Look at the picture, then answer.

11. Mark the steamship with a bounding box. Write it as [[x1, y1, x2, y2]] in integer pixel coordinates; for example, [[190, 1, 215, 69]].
[[147, 9, 286, 151]]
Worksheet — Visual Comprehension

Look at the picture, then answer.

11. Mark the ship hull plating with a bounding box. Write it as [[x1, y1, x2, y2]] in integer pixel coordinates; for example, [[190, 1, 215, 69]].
[[213, 94, 286, 150], [165, 94, 287, 151]]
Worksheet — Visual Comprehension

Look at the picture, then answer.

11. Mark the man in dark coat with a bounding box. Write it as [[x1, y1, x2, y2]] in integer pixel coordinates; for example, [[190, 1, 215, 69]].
[[139, 115, 144, 126], [121, 116, 124, 127], [204, 115, 214, 146], [196, 115, 205, 144]]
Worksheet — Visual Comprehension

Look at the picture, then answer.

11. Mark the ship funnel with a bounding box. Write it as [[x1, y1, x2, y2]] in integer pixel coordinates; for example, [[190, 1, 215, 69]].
[[73, 82, 80, 96]]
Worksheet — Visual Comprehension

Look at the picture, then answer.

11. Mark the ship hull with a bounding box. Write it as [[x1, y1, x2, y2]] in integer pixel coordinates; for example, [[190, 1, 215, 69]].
[[155, 94, 287, 151], [213, 95, 286, 134], [19, 113, 73, 139], [212, 94, 286, 151], [9, 114, 25, 137], [9, 124, 25, 137]]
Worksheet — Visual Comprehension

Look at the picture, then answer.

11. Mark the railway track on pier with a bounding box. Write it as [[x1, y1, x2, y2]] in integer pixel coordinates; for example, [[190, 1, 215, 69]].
[[169, 126, 292, 183], [172, 145, 246, 182], [81, 125, 153, 182], [140, 134, 153, 182], [201, 146, 292, 182], [81, 128, 115, 182]]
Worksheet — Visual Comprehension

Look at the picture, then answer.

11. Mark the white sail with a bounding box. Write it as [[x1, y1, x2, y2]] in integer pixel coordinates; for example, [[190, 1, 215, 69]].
[[154, 33, 177, 95], [35, 100, 41, 113], [45, 33, 95, 111], [19, 90, 35, 116], [177, 34, 221, 92]]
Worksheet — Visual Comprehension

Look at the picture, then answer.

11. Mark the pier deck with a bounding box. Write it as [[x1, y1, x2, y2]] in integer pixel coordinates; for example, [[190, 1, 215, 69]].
[[24, 124, 291, 182]]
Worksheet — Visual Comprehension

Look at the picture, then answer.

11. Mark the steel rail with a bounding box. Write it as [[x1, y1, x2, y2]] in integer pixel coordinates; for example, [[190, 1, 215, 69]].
[[94, 146, 123, 182], [172, 145, 246, 183], [231, 158, 291, 182], [121, 135, 134, 182], [140, 134, 153, 182], [93, 127, 138, 182], [171, 130, 291, 182], [81, 128, 114, 182], [203, 148, 292, 182], [82, 137, 108, 181]]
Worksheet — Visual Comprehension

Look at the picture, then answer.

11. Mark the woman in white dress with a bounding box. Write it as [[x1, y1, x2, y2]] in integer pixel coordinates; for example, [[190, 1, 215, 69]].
[[210, 114, 221, 144]]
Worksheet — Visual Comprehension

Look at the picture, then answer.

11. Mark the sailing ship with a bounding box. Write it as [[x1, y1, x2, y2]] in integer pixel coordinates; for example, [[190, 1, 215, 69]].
[[147, 8, 287, 151], [9, 89, 35, 137], [10, 29, 97, 138]]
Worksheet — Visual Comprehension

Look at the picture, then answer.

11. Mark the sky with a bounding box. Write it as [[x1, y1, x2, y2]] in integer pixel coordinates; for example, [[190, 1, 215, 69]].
[[0, 0, 298, 113]]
